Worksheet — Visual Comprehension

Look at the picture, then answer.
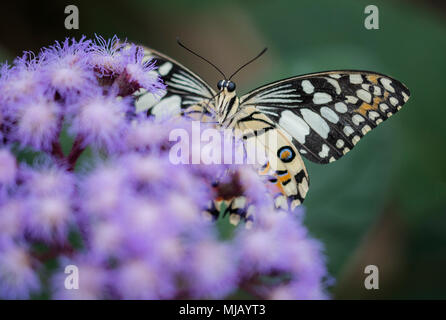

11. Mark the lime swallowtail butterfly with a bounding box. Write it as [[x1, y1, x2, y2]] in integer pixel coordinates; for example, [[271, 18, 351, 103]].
[[134, 40, 410, 219]]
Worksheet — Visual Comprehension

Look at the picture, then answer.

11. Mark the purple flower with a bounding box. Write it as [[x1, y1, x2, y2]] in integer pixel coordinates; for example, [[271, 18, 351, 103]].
[[185, 240, 239, 298], [80, 163, 130, 217], [11, 97, 61, 151], [20, 165, 75, 197], [0, 200, 25, 243], [69, 93, 131, 152], [24, 194, 74, 243], [124, 116, 173, 152], [0, 53, 45, 106], [52, 257, 109, 300], [0, 149, 17, 187], [41, 37, 96, 100], [115, 45, 166, 96], [0, 242, 40, 299], [113, 258, 175, 299], [89, 35, 127, 77]]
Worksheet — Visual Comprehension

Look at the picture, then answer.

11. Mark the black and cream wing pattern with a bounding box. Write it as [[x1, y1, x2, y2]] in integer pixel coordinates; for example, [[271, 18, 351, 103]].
[[135, 47, 216, 120], [240, 71, 411, 164], [133, 45, 411, 214]]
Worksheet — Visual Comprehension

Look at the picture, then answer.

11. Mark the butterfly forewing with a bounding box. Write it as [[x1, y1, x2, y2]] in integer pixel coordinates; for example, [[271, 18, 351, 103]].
[[135, 47, 216, 121], [240, 71, 410, 164]]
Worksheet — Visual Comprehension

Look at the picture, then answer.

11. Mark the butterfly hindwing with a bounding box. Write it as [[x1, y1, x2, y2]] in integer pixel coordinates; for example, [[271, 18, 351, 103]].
[[135, 47, 216, 121], [234, 106, 309, 210], [240, 71, 411, 164]]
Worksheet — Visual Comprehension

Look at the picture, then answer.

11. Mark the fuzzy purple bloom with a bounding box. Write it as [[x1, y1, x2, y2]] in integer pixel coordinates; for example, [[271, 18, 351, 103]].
[[0, 242, 40, 299], [12, 97, 61, 151], [69, 92, 131, 152], [89, 35, 128, 77], [41, 36, 97, 101], [0, 149, 17, 187], [118, 45, 166, 96], [0, 54, 45, 106]]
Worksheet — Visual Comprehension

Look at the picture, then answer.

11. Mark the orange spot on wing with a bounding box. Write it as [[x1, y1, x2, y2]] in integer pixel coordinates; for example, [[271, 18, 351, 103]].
[[270, 172, 291, 196], [275, 181, 285, 195], [357, 97, 381, 116], [280, 150, 291, 160], [278, 173, 291, 183], [367, 75, 379, 84]]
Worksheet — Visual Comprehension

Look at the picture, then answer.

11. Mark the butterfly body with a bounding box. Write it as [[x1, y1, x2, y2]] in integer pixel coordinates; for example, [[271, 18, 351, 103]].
[[135, 46, 410, 215], [214, 83, 240, 126]]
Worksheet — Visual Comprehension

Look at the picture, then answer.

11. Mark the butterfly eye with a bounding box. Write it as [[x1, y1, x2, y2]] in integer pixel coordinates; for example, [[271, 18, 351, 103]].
[[227, 81, 236, 92], [217, 80, 224, 90]]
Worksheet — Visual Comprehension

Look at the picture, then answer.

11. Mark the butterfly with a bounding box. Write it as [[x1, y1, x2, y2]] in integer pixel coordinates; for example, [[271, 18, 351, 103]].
[[133, 41, 410, 221]]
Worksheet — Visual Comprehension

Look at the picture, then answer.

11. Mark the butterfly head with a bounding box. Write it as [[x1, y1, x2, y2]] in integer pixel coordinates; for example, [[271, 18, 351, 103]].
[[217, 80, 236, 93]]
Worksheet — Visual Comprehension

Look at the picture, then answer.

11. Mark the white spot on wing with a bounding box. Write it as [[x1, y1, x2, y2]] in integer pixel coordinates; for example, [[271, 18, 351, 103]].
[[346, 95, 358, 104], [325, 78, 341, 94], [151, 95, 181, 119], [361, 84, 371, 91], [357, 89, 372, 103], [135, 89, 167, 112], [402, 92, 409, 102], [301, 80, 314, 94], [373, 86, 381, 96], [318, 144, 330, 158], [335, 102, 348, 113], [390, 97, 398, 106], [349, 74, 363, 84], [361, 125, 371, 135], [343, 126, 354, 136], [279, 110, 310, 144], [300, 108, 330, 139], [336, 139, 344, 148], [313, 92, 332, 104], [320, 106, 339, 123], [380, 78, 395, 93], [369, 111, 380, 120], [352, 114, 365, 126], [158, 62, 173, 76]]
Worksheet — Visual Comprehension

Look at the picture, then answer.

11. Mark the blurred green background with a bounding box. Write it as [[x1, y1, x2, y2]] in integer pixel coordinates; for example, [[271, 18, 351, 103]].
[[1, 0, 445, 299]]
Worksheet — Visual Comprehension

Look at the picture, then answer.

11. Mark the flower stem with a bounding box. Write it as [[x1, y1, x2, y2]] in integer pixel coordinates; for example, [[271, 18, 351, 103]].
[[67, 135, 85, 171], [51, 140, 65, 159]]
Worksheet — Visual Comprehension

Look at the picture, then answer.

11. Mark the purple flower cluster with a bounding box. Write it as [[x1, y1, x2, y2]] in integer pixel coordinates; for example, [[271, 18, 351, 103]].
[[0, 35, 165, 154], [0, 36, 330, 299]]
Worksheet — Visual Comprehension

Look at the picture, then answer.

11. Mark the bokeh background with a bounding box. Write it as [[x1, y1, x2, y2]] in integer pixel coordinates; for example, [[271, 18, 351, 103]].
[[1, 0, 445, 299]]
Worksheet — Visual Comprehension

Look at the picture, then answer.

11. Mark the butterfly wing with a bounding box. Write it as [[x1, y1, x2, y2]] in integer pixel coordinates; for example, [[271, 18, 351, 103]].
[[240, 70, 410, 164], [134, 47, 217, 121]]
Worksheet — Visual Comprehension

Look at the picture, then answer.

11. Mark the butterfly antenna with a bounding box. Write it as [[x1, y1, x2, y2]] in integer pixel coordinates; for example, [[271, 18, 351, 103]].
[[176, 37, 227, 80], [228, 47, 268, 80]]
